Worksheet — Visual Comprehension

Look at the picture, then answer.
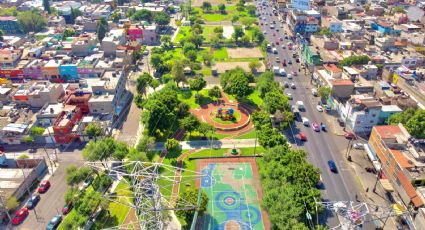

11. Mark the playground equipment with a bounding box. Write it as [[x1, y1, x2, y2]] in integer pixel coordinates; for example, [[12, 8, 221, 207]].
[[216, 108, 234, 121]]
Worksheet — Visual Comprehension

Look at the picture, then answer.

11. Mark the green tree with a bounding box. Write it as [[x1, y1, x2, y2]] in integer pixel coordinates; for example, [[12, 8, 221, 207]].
[[264, 90, 290, 114], [66, 165, 93, 186], [127, 148, 149, 162], [149, 79, 160, 91], [240, 17, 256, 30], [220, 67, 251, 99], [252, 27, 265, 43], [126, 8, 136, 18], [96, 17, 108, 41], [258, 125, 287, 148], [315, 28, 333, 36], [339, 55, 370, 67], [137, 135, 156, 153], [70, 8, 82, 24], [30, 126, 45, 136], [17, 10, 47, 33], [246, 5, 257, 16], [62, 28, 76, 40], [82, 138, 117, 162], [17, 154, 29, 159], [232, 26, 244, 41], [185, 50, 197, 62], [208, 85, 221, 101], [231, 15, 239, 25], [318, 86, 332, 99], [180, 114, 200, 135], [113, 141, 129, 160], [43, 0, 51, 14], [84, 123, 102, 140], [75, 190, 101, 216], [64, 187, 78, 204], [218, 4, 226, 13], [201, 2, 212, 12], [160, 35, 173, 50], [0, 30, 4, 42], [388, 109, 425, 138], [136, 72, 153, 96], [240, 35, 251, 45], [176, 188, 208, 227], [197, 122, 215, 137], [6, 196, 19, 211], [392, 6, 405, 13], [248, 61, 261, 73], [132, 9, 152, 21], [189, 77, 207, 99], [110, 10, 121, 23], [183, 42, 197, 54], [165, 138, 180, 151], [154, 12, 170, 26], [172, 60, 186, 87], [256, 72, 279, 97], [201, 52, 213, 66]]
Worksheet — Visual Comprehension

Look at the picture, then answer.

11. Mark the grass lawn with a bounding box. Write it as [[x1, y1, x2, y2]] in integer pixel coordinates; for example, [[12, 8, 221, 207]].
[[212, 47, 228, 60], [185, 130, 231, 141], [163, 47, 184, 61], [174, 26, 191, 43], [194, 6, 254, 22], [211, 109, 241, 124], [91, 182, 133, 229], [177, 89, 212, 109], [202, 26, 220, 42], [223, 92, 236, 102], [201, 67, 212, 76], [188, 147, 265, 159], [235, 129, 257, 139]]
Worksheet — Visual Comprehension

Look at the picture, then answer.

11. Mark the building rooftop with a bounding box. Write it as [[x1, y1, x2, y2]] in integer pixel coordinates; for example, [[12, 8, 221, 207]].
[[332, 79, 353, 86], [374, 125, 403, 140]]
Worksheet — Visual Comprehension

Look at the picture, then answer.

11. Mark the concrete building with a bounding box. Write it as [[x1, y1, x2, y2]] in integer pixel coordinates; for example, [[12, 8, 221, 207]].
[[368, 125, 425, 209], [375, 37, 395, 51], [302, 45, 321, 66], [339, 95, 382, 134], [0, 123, 29, 145], [27, 82, 64, 108], [314, 68, 354, 99], [71, 33, 98, 57], [48, 16, 66, 27], [101, 29, 126, 57], [0, 48, 22, 68], [52, 105, 83, 144], [322, 16, 343, 33], [0, 16, 19, 34], [42, 59, 61, 82], [23, 59, 44, 80]]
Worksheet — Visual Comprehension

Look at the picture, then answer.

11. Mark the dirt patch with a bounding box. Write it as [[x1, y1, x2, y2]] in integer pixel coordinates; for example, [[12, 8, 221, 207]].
[[215, 61, 265, 73], [227, 47, 263, 58]]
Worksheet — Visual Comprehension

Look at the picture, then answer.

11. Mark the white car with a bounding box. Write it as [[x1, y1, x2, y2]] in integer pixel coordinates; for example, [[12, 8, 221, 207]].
[[353, 143, 364, 149], [290, 83, 296, 89], [316, 105, 323, 112], [287, 74, 292, 79], [302, 117, 309, 126], [286, 93, 293, 100]]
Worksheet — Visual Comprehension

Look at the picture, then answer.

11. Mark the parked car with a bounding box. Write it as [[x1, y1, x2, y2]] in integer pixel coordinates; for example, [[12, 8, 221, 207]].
[[299, 132, 307, 141], [328, 160, 338, 173], [324, 105, 331, 112], [288, 59, 292, 64], [275, 57, 280, 62], [302, 117, 309, 126], [286, 93, 293, 100], [290, 83, 296, 89], [316, 105, 323, 112], [46, 215, 62, 230], [82, 178, 92, 190], [26, 194, 41, 209], [345, 132, 357, 140], [38, 180, 51, 193], [337, 118, 345, 127], [11, 208, 29, 225], [62, 203, 73, 215], [283, 82, 289, 88]]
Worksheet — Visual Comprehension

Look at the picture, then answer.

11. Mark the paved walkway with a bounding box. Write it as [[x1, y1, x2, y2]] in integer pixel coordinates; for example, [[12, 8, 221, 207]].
[[154, 138, 257, 150]]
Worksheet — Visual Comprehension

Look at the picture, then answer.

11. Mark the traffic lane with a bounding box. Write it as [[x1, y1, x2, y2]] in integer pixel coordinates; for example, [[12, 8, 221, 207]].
[[19, 150, 84, 229]]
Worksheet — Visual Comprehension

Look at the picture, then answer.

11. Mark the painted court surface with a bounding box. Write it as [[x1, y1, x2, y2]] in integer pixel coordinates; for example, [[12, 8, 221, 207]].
[[196, 158, 269, 230]]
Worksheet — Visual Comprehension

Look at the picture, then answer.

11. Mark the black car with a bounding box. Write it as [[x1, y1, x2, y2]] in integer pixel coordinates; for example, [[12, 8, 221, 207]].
[[26, 194, 40, 209], [295, 58, 300, 63], [46, 215, 62, 230], [328, 160, 338, 173]]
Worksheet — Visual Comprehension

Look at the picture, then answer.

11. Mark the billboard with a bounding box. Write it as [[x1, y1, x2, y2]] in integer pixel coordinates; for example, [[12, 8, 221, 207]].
[[292, 0, 310, 11]]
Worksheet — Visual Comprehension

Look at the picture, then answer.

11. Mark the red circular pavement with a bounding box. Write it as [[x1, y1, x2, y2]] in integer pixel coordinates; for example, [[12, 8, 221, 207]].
[[191, 92, 254, 135]]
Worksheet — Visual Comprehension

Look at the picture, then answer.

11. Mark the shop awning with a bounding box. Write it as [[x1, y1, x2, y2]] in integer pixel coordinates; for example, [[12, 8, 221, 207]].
[[380, 179, 394, 192]]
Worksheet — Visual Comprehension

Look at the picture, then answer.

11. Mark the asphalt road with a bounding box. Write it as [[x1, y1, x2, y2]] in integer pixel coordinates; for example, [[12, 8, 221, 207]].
[[257, 3, 370, 228], [13, 146, 84, 230]]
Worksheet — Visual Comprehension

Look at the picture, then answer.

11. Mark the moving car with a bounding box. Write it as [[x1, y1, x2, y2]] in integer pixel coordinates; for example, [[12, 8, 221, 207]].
[[312, 122, 320, 132], [38, 180, 51, 193], [283, 82, 289, 88], [288, 59, 292, 64], [11, 208, 29, 225], [299, 132, 307, 141], [302, 117, 309, 126], [62, 203, 73, 215], [46, 215, 62, 230], [324, 104, 331, 112], [290, 83, 296, 89], [275, 57, 280, 62], [316, 105, 323, 112], [275, 41, 279, 45], [344, 132, 357, 140], [328, 160, 338, 173], [26, 194, 40, 209], [291, 71, 297, 76], [281, 60, 286, 66]]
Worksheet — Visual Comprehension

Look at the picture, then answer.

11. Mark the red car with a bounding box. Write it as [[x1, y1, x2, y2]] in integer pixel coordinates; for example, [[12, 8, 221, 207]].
[[299, 132, 307, 141], [280, 37, 283, 41], [11, 207, 28, 225], [292, 71, 298, 76], [312, 122, 320, 132], [345, 132, 357, 140], [272, 33, 276, 36], [282, 60, 286, 66], [38, 180, 51, 193], [62, 203, 73, 215], [275, 41, 279, 45]]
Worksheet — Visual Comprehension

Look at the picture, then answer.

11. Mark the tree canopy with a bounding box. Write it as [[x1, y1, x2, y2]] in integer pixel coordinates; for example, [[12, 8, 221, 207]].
[[84, 123, 102, 140], [339, 55, 370, 67], [96, 17, 108, 41], [154, 12, 170, 26], [388, 108, 425, 138], [318, 86, 332, 99], [264, 90, 290, 114], [132, 9, 152, 21], [17, 10, 47, 33], [220, 67, 252, 99]]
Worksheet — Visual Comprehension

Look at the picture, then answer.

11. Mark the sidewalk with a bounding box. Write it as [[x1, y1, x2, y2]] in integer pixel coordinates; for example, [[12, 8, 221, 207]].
[[347, 147, 398, 229], [154, 138, 257, 150]]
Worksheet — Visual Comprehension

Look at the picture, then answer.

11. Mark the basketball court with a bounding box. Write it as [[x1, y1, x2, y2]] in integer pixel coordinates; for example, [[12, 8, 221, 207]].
[[196, 158, 268, 230]]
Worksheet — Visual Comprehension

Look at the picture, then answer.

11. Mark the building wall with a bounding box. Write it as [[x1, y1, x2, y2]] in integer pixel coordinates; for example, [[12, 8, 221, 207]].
[[59, 64, 79, 81], [88, 99, 114, 114], [0, 17, 19, 34], [28, 84, 64, 108], [128, 28, 143, 40], [53, 109, 83, 144], [349, 107, 381, 134]]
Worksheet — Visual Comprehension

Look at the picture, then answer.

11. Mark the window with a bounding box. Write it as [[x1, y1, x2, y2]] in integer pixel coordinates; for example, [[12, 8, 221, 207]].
[[395, 177, 401, 186], [396, 164, 401, 172]]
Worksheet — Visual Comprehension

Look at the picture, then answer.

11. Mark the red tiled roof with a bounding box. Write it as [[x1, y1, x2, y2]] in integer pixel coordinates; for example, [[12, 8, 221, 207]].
[[374, 125, 402, 139], [324, 64, 342, 73], [331, 79, 353, 86], [0, 16, 16, 21], [397, 171, 424, 208]]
